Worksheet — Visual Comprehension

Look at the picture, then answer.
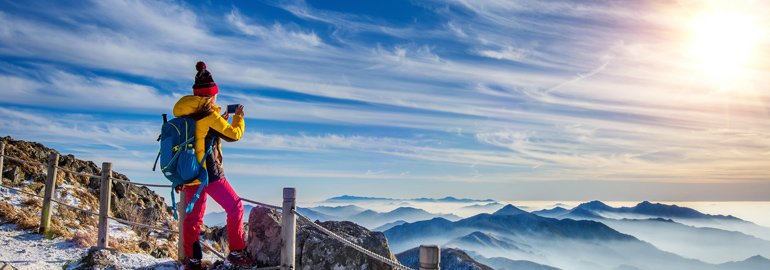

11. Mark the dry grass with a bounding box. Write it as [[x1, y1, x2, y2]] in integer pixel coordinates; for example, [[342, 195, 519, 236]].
[[0, 202, 17, 222], [115, 199, 152, 238], [109, 235, 145, 254], [57, 206, 82, 230], [0, 202, 39, 231], [70, 231, 97, 248], [21, 197, 41, 208], [27, 182, 45, 195], [73, 189, 99, 212], [47, 221, 71, 239]]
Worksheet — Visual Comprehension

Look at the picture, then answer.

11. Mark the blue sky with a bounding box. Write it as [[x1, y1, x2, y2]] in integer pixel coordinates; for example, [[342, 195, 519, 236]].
[[1, 0, 768, 207]]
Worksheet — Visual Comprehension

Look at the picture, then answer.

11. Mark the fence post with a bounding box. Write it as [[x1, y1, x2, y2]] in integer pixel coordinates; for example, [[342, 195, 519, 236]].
[[281, 187, 297, 270], [39, 152, 59, 237], [419, 245, 440, 270], [178, 191, 187, 260], [0, 142, 5, 182], [97, 162, 113, 248]]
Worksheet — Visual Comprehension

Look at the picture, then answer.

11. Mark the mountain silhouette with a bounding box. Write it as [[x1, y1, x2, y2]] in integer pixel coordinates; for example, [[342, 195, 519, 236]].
[[492, 204, 529, 216]]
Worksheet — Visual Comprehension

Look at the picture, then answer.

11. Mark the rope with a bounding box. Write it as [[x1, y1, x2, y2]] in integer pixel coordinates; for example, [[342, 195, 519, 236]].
[[2, 155, 46, 166], [294, 210, 411, 270], [0, 183, 44, 199], [110, 177, 172, 188], [57, 166, 100, 179], [240, 198, 281, 211], [50, 198, 100, 216], [107, 216, 179, 235], [198, 239, 226, 260]]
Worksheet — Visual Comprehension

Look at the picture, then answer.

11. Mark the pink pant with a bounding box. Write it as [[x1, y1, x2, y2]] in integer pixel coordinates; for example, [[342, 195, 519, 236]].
[[183, 178, 246, 258]]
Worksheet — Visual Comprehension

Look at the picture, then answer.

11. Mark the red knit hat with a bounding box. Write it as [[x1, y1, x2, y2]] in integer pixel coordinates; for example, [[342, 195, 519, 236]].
[[192, 61, 218, 96]]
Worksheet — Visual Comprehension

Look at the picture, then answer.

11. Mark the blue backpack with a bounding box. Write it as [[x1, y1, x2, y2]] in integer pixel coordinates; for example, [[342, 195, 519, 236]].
[[153, 115, 213, 219]]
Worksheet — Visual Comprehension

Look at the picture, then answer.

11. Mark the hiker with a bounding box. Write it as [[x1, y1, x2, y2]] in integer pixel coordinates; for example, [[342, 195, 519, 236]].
[[174, 61, 254, 270]]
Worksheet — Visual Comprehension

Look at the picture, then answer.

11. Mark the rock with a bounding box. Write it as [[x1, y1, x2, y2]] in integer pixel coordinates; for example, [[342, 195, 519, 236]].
[[150, 247, 171, 259], [244, 207, 399, 270], [2, 166, 24, 185], [139, 241, 153, 252], [0, 261, 19, 270], [64, 247, 121, 270], [142, 207, 162, 225], [245, 206, 283, 266], [114, 181, 128, 199], [297, 220, 398, 270]]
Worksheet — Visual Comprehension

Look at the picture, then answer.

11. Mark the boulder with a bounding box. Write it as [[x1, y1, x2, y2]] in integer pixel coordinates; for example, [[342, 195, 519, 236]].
[[64, 247, 121, 270], [0, 261, 19, 270], [244, 206, 399, 270], [2, 166, 24, 185], [245, 206, 283, 266]]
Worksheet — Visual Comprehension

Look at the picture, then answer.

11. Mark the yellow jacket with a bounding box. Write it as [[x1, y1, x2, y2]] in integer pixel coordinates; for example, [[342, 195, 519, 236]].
[[172, 95, 244, 185]]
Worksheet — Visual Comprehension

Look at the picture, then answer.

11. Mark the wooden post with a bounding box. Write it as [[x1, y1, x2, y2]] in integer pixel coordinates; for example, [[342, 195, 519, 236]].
[[39, 152, 59, 237], [178, 191, 187, 260], [0, 142, 5, 182], [419, 245, 440, 270], [97, 162, 113, 248], [281, 187, 297, 270]]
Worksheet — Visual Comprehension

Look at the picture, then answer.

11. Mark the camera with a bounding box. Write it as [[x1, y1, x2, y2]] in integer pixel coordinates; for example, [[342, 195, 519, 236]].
[[226, 104, 240, 114]]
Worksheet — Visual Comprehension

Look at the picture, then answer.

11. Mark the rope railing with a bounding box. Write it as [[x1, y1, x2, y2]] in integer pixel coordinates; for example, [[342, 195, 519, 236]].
[[1, 180, 175, 234], [3, 155, 46, 166], [240, 197, 282, 211], [57, 166, 101, 179], [110, 177, 172, 188], [0, 183, 100, 216], [107, 216, 178, 235], [0, 183, 43, 199], [293, 210, 412, 270], [51, 198, 100, 217]]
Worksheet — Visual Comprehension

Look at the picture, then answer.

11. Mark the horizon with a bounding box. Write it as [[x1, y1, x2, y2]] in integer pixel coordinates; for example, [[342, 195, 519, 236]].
[[1, 1, 768, 207]]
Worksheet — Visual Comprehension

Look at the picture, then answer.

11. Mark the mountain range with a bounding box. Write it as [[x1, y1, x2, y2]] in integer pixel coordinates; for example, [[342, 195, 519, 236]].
[[384, 204, 770, 270], [200, 195, 770, 270], [203, 204, 461, 230]]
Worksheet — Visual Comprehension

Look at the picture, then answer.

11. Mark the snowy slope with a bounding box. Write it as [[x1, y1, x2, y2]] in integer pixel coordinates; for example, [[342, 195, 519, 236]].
[[0, 224, 179, 270]]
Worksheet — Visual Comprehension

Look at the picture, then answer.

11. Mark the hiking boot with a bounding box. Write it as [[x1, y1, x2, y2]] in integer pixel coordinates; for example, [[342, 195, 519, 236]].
[[225, 249, 256, 268], [185, 257, 205, 270]]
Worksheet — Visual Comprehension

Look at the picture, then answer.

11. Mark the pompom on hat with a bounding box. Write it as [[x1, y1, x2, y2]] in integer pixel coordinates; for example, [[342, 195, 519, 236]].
[[192, 61, 218, 96]]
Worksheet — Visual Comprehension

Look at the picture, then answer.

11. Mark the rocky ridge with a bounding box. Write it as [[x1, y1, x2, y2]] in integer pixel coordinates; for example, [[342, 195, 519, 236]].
[[0, 136, 177, 258]]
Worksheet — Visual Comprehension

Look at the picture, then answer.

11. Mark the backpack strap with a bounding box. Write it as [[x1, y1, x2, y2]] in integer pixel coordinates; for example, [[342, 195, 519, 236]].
[[152, 150, 161, 171], [185, 139, 216, 214], [170, 184, 179, 220]]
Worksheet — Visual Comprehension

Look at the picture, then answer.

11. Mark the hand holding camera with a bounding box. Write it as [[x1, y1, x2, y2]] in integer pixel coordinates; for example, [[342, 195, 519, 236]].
[[223, 104, 245, 119]]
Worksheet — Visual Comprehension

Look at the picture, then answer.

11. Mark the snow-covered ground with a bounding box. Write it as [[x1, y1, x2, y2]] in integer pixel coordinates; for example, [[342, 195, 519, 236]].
[[1, 183, 183, 270], [0, 224, 180, 270]]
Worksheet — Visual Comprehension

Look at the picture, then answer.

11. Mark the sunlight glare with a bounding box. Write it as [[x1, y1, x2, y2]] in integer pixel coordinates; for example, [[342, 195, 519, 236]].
[[688, 11, 763, 75]]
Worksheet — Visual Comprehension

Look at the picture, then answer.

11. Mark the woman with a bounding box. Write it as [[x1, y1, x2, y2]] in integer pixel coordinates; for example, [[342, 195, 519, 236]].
[[174, 61, 253, 270]]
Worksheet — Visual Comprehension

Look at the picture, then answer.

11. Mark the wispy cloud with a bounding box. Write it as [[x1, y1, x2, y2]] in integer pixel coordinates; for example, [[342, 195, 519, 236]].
[[226, 8, 323, 49], [0, 66, 178, 113], [1, 0, 769, 200]]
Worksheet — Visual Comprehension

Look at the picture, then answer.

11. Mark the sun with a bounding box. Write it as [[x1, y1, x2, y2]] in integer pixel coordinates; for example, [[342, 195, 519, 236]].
[[688, 11, 763, 74]]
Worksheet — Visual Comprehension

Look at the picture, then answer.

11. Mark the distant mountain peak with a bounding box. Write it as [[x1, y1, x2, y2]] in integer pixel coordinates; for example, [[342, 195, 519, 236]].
[[576, 200, 613, 211], [492, 204, 528, 216], [746, 255, 769, 262]]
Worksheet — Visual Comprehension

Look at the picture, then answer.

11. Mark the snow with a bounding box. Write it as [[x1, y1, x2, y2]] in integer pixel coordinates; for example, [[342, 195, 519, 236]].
[[1, 183, 182, 270], [0, 224, 181, 270], [0, 224, 86, 269]]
